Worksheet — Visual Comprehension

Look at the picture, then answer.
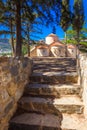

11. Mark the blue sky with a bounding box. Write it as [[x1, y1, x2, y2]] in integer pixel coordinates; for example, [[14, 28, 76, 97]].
[[35, 0, 87, 41], [34, 25, 65, 41]]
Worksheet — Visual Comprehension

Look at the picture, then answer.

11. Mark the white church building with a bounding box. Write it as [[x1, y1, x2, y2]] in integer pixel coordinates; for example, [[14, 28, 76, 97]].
[[30, 33, 77, 58]]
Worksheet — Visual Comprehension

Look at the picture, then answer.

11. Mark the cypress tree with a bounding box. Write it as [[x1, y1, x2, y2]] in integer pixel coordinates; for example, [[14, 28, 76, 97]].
[[60, 0, 71, 56], [60, 0, 71, 32], [72, 0, 84, 45]]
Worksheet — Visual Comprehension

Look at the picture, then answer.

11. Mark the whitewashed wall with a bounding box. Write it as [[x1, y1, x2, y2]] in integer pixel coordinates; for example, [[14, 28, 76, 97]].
[[37, 48, 49, 57], [51, 46, 65, 57], [45, 35, 58, 45], [79, 53, 87, 118]]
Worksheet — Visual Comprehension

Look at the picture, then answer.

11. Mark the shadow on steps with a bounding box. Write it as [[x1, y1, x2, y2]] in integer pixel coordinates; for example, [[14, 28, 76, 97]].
[[8, 96, 63, 130]]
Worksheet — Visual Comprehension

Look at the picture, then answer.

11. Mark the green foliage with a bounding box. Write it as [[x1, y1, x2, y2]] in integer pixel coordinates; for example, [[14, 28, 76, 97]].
[[0, 52, 12, 56], [62, 28, 87, 53], [65, 23, 87, 46], [22, 44, 28, 55], [79, 42, 87, 53]]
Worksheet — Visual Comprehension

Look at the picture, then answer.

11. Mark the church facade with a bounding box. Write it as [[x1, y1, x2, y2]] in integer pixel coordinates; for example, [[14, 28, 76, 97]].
[[30, 33, 77, 58]]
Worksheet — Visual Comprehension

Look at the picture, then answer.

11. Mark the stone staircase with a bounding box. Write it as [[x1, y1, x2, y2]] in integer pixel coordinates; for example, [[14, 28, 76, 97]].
[[9, 57, 84, 130]]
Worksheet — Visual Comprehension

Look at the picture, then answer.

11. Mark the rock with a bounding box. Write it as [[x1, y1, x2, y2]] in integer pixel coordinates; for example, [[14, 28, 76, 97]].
[[0, 57, 32, 130]]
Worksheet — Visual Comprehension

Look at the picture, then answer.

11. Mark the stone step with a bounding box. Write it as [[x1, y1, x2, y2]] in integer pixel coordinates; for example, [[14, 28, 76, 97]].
[[33, 58, 76, 71], [9, 113, 61, 130], [32, 57, 76, 63], [24, 83, 81, 98], [33, 66, 76, 73], [33, 59, 76, 65], [62, 114, 85, 130], [32, 57, 77, 76], [30, 71, 78, 84], [18, 96, 83, 115]]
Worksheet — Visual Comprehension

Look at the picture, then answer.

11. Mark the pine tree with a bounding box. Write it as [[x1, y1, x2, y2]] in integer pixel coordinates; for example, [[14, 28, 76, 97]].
[[0, 0, 63, 57], [0, 1, 15, 56]]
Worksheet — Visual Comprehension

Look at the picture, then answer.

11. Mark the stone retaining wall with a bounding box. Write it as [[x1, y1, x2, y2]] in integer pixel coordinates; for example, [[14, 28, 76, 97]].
[[78, 53, 87, 118], [0, 57, 32, 130]]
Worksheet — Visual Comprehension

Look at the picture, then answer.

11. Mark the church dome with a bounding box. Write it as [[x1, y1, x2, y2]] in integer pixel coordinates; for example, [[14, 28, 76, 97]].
[[45, 33, 59, 45]]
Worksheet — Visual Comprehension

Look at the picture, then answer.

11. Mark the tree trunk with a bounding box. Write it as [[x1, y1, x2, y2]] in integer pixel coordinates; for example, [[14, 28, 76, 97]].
[[27, 23, 30, 57], [27, 43, 30, 57], [77, 31, 80, 45], [10, 18, 15, 56], [65, 32, 67, 57], [15, 1, 22, 57], [76, 31, 80, 56]]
